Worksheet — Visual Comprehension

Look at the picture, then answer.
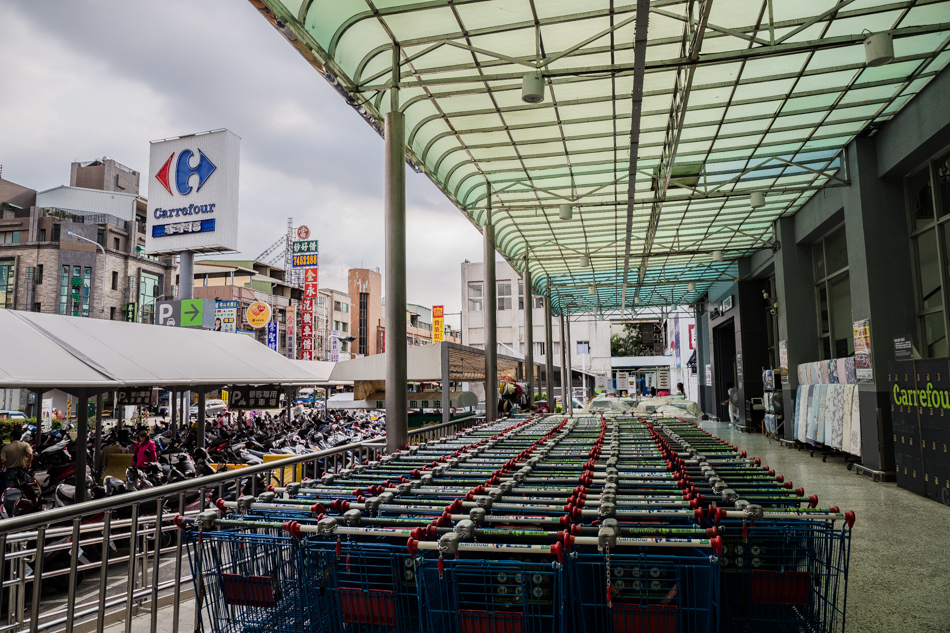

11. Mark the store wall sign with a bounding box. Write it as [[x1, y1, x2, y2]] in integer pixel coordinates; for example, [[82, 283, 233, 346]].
[[246, 301, 272, 328], [145, 129, 240, 255], [721, 295, 733, 312]]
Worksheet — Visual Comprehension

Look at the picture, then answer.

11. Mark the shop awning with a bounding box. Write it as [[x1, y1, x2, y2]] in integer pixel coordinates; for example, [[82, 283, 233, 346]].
[[0, 310, 329, 390]]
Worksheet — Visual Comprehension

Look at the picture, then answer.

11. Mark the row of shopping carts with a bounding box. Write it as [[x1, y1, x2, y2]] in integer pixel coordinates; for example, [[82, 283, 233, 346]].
[[177, 414, 854, 633]]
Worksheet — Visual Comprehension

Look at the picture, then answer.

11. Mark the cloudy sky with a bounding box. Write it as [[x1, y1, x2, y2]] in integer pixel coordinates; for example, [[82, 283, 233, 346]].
[[0, 1, 487, 322]]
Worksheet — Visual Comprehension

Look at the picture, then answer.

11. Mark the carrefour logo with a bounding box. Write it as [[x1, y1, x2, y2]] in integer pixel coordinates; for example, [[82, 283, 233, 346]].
[[154, 148, 216, 196]]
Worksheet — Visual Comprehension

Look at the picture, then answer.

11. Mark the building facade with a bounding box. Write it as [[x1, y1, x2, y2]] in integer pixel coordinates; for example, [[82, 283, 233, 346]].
[[461, 258, 611, 397], [316, 287, 352, 360], [191, 260, 302, 352], [348, 268, 383, 356], [0, 158, 173, 324]]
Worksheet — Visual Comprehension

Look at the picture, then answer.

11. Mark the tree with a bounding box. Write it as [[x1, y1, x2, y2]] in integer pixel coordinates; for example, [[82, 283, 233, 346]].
[[611, 323, 647, 357]]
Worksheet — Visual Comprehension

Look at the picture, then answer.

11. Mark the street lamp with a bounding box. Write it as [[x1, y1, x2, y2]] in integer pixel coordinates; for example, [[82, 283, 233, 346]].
[[66, 231, 105, 317], [328, 332, 356, 360]]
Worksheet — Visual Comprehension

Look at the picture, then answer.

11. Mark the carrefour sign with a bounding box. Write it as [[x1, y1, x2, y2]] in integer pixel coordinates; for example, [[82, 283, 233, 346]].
[[145, 129, 240, 255]]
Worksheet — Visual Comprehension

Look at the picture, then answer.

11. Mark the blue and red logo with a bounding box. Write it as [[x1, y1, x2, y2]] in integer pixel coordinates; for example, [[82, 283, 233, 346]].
[[154, 149, 216, 196]]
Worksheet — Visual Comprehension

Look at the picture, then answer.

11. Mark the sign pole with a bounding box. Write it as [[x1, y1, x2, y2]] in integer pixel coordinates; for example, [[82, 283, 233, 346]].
[[179, 251, 194, 435]]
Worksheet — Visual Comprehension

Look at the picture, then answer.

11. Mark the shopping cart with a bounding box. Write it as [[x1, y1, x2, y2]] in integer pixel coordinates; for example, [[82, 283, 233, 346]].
[[568, 549, 720, 633], [185, 527, 334, 633], [416, 552, 566, 633], [719, 520, 852, 633], [302, 538, 423, 633]]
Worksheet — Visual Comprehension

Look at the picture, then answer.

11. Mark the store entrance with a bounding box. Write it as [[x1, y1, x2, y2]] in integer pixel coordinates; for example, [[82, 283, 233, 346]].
[[713, 319, 737, 421]]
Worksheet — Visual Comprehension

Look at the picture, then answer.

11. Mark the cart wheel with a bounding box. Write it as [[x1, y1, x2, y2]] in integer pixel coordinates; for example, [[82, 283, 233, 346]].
[[847, 463, 853, 471]]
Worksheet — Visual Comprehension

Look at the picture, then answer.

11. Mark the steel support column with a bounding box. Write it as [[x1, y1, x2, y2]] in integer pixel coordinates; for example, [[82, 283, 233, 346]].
[[484, 199, 498, 422], [75, 393, 89, 504], [523, 255, 535, 408], [385, 108, 409, 453], [565, 313, 573, 415], [94, 394, 103, 475], [441, 342, 451, 426], [559, 311, 568, 413], [196, 390, 206, 450], [544, 295, 554, 407]]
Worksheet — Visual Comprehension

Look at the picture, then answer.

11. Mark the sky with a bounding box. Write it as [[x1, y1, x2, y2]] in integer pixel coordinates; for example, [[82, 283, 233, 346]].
[[0, 1, 487, 324]]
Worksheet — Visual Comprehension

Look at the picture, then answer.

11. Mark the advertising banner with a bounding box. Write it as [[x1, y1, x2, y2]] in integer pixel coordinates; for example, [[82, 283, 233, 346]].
[[266, 322, 279, 352], [594, 374, 607, 390], [432, 305, 444, 343], [617, 372, 629, 392], [330, 329, 340, 363], [285, 305, 295, 358], [246, 301, 271, 328], [779, 340, 788, 381], [215, 300, 238, 333], [854, 319, 873, 382], [146, 129, 240, 254]]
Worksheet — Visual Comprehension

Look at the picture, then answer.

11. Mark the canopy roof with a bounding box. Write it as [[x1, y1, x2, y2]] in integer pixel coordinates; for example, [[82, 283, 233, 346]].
[[0, 310, 329, 390], [256, 0, 950, 313], [328, 342, 522, 382]]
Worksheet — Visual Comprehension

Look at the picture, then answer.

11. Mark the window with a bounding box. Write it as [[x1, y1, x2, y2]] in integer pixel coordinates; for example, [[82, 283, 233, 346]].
[[318, 295, 327, 306], [111, 270, 118, 290], [0, 231, 20, 243], [497, 281, 512, 310], [0, 260, 14, 309], [96, 228, 105, 247], [576, 341, 590, 355], [813, 225, 853, 359], [334, 301, 342, 312], [39, 228, 46, 241], [534, 341, 546, 357], [59, 265, 69, 314], [341, 303, 349, 313], [518, 281, 524, 310], [36, 264, 43, 285], [341, 322, 348, 333], [110, 306, 116, 320], [139, 272, 160, 324], [534, 295, 544, 309], [468, 282, 483, 312], [52, 224, 61, 242], [113, 237, 120, 250], [33, 303, 41, 312], [358, 292, 369, 355], [907, 151, 950, 358], [81, 267, 92, 317]]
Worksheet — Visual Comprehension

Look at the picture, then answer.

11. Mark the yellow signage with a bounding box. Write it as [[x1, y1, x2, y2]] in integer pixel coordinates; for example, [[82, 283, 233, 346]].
[[432, 305, 444, 343], [246, 301, 272, 328], [293, 253, 319, 267]]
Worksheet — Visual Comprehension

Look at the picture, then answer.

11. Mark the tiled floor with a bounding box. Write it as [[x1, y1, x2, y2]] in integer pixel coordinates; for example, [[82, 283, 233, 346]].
[[700, 420, 950, 633]]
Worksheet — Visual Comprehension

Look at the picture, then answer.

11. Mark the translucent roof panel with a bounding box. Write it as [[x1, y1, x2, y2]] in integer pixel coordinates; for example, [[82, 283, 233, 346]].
[[258, 0, 950, 314]]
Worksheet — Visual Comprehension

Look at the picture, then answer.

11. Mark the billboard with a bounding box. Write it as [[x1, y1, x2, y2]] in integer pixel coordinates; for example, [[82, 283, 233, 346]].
[[145, 129, 240, 255], [246, 301, 272, 328], [330, 329, 340, 362], [215, 300, 238, 333]]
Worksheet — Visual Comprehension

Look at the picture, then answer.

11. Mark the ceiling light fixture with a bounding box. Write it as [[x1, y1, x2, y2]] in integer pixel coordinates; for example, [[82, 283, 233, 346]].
[[580, 254, 590, 267], [712, 250, 723, 262], [588, 285, 596, 295], [521, 72, 545, 103], [750, 191, 766, 209], [559, 204, 573, 220], [688, 282, 696, 292], [864, 32, 894, 67]]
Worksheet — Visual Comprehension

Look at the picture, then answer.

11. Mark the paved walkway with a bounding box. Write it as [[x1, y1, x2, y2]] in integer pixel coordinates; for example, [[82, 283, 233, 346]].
[[700, 420, 950, 633]]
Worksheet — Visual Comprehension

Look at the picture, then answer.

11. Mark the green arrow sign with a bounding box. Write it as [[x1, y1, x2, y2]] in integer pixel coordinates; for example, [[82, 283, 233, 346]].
[[181, 299, 203, 327]]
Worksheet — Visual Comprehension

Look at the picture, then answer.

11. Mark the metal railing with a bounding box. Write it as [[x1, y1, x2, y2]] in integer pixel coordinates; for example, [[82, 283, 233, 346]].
[[0, 415, 483, 633]]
